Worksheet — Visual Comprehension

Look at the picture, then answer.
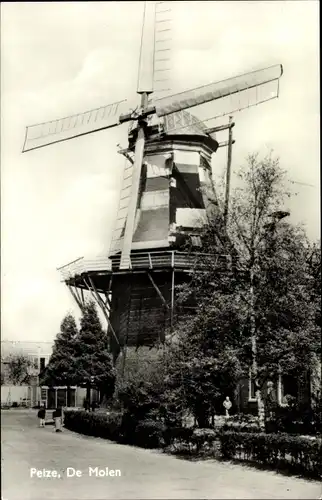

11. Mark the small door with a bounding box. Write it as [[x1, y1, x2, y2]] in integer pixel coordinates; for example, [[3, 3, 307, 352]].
[[57, 388, 67, 408], [47, 388, 56, 409], [67, 388, 76, 407]]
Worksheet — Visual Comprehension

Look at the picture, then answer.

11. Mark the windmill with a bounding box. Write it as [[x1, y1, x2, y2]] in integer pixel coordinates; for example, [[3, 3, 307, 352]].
[[23, 2, 283, 359]]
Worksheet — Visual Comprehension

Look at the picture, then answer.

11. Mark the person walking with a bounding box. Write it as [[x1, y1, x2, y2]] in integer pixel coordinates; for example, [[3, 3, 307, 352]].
[[37, 405, 46, 428], [53, 407, 62, 432]]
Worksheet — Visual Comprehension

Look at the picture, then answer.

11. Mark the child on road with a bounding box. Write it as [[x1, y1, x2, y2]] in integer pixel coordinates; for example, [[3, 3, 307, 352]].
[[37, 405, 46, 427], [53, 407, 62, 432]]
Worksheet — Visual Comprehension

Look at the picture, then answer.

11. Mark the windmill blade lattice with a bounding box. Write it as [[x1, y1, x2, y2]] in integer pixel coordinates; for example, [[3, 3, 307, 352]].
[[153, 64, 283, 117], [163, 79, 281, 134], [22, 99, 127, 152], [152, 1, 173, 98]]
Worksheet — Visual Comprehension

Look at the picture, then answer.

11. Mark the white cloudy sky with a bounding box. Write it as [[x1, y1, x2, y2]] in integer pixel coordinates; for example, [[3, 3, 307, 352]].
[[1, 1, 319, 342]]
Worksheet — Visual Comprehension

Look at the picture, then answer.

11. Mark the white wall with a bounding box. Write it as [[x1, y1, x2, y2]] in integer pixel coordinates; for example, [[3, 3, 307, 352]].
[[1, 385, 35, 405]]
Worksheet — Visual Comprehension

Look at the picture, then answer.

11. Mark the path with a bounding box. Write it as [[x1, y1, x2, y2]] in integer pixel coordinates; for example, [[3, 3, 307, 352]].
[[1, 410, 321, 500]]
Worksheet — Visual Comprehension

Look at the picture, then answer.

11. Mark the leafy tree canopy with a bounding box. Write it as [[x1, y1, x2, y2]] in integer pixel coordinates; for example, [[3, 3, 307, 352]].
[[6, 354, 35, 385], [167, 151, 320, 424]]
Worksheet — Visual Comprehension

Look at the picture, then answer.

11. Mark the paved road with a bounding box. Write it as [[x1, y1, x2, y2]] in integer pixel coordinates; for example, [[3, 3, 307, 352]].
[[1, 410, 321, 500]]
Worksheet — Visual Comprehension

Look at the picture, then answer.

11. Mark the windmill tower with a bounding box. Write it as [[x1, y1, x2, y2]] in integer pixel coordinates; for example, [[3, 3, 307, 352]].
[[23, 2, 283, 360]]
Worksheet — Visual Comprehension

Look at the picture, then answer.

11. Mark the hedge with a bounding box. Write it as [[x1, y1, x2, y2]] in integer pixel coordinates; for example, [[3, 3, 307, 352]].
[[222, 421, 260, 433], [63, 410, 166, 448], [64, 410, 321, 479], [220, 431, 322, 479], [133, 420, 166, 448], [64, 410, 122, 441], [164, 427, 218, 455]]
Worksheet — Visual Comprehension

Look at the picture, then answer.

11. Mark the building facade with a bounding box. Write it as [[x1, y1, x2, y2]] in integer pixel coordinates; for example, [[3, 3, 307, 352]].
[[1, 340, 53, 406]]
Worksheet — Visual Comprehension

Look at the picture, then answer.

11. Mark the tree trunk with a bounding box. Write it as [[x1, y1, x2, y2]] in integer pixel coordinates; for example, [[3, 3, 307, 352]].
[[250, 266, 265, 431]]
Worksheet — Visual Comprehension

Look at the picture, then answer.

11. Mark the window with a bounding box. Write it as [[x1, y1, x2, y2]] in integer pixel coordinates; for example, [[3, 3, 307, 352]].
[[278, 372, 298, 405]]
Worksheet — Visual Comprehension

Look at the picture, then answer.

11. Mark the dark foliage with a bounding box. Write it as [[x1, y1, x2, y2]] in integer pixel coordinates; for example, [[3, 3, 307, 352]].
[[222, 421, 260, 433], [64, 410, 166, 449], [64, 410, 122, 441], [74, 301, 115, 401], [6, 354, 35, 385], [164, 426, 218, 455], [220, 431, 322, 479], [133, 420, 166, 448], [41, 313, 78, 386], [265, 399, 322, 435]]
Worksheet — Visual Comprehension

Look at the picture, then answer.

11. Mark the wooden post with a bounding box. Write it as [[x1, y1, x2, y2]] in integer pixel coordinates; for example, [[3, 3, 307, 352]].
[[224, 116, 234, 227], [67, 285, 83, 312], [147, 272, 169, 309], [170, 269, 175, 331], [86, 276, 120, 349]]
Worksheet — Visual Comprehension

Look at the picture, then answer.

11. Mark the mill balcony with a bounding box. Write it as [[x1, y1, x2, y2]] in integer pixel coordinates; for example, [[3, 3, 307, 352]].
[[57, 250, 231, 283]]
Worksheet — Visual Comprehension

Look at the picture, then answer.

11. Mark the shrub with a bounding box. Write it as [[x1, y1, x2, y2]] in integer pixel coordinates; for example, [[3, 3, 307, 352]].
[[11, 402, 18, 408], [222, 421, 260, 433], [164, 426, 219, 455], [229, 414, 259, 424], [191, 428, 218, 453], [163, 426, 194, 447], [266, 405, 319, 435], [220, 431, 322, 479], [64, 410, 167, 449], [134, 420, 166, 449], [64, 410, 122, 441]]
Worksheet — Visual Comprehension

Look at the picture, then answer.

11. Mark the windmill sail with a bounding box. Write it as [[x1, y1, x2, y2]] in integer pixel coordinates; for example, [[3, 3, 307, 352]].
[[137, 1, 156, 94], [153, 64, 283, 117], [22, 99, 126, 152]]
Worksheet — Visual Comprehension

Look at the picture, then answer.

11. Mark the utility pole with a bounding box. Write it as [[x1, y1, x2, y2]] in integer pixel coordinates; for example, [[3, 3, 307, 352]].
[[224, 116, 234, 228]]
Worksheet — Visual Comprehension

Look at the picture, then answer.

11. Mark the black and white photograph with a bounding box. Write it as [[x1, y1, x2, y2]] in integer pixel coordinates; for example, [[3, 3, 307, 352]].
[[1, 1, 320, 499]]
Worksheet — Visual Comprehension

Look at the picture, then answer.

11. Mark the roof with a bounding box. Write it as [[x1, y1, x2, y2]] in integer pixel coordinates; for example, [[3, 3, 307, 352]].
[[145, 109, 213, 139], [163, 109, 209, 137]]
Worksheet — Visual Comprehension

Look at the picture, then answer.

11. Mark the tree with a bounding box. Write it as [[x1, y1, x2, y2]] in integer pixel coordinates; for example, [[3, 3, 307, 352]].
[[41, 313, 78, 387], [73, 301, 115, 403], [6, 354, 35, 385], [164, 308, 243, 427], [114, 347, 166, 415], [1, 372, 5, 385], [173, 151, 320, 428]]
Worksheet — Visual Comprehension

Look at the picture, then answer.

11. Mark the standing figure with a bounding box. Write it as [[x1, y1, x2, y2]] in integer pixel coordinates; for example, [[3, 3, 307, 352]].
[[37, 405, 46, 428], [265, 381, 277, 419], [53, 407, 62, 432], [223, 396, 232, 418]]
